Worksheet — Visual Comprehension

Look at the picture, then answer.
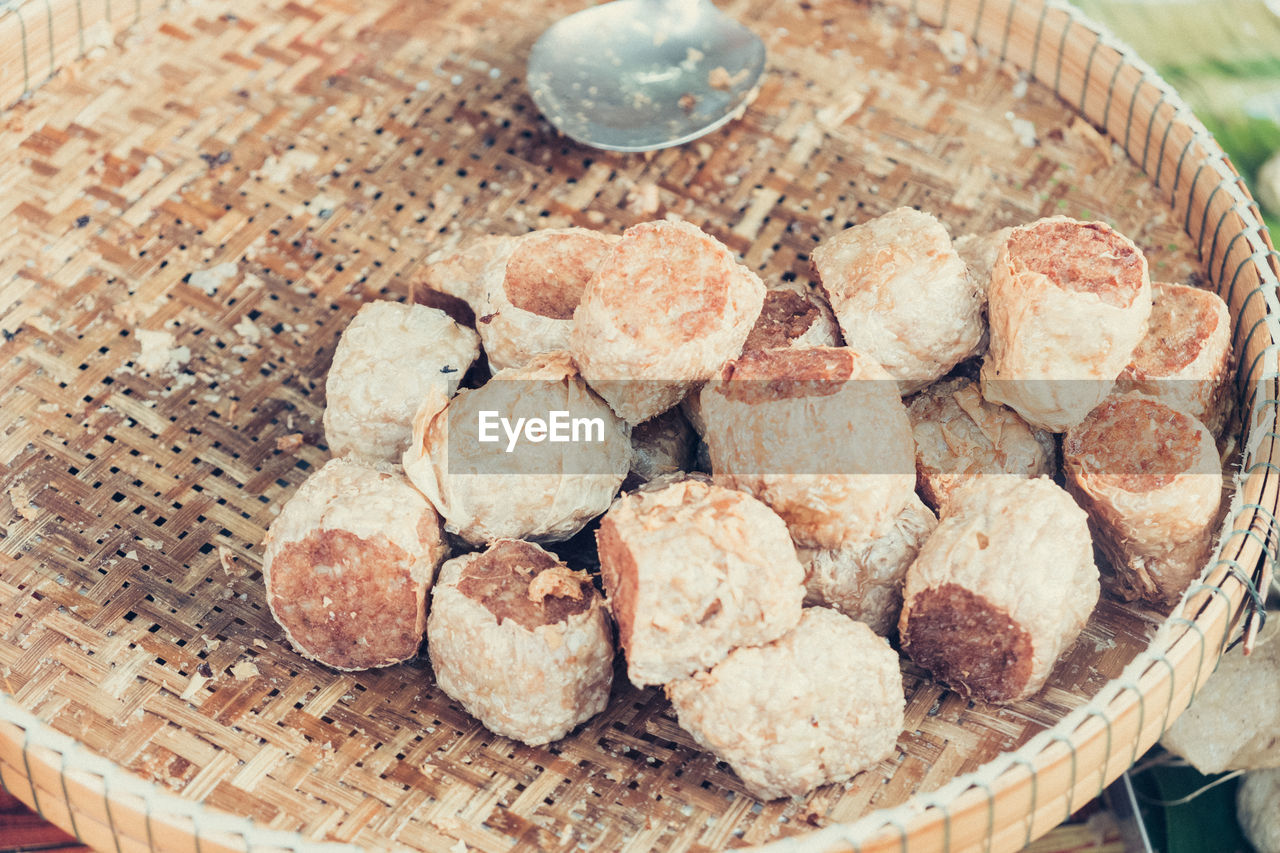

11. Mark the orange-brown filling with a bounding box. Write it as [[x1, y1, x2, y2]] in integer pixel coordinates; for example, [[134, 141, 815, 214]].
[[714, 347, 853, 404], [1065, 396, 1200, 491], [1009, 220, 1144, 307], [504, 231, 614, 320], [456, 540, 592, 630], [743, 289, 823, 352]]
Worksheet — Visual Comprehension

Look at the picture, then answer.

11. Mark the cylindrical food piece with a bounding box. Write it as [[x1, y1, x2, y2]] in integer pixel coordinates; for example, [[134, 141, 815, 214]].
[[1117, 281, 1232, 437], [899, 476, 1099, 704], [907, 376, 1057, 512], [1238, 769, 1280, 853], [570, 220, 766, 424], [741, 280, 842, 353], [596, 477, 805, 686], [700, 346, 917, 548], [980, 216, 1152, 432], [666, 607, 904, 800], [475, 228, 619, 371], [799, 492, 937, 635], [1063, 394, 1223, 605], [262, 457, 448, 670], [403, 351, 631, 546], [626, 407, 697, 487], [427, 539, 614, 746], [811, 207, 982, 394], [953, 226, 1014, 361], [323, 301, 480, 464], [420, 234, 516, 310]]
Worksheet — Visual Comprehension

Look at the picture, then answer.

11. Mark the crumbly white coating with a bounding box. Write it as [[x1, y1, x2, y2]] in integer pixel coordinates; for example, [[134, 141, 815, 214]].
[[799, 492, 937, 635], [323, 300, 480, 464], [1063, 394, 1223, 605], [262, 457, 447, 670], [474, 228, 619, 371], [899, 476, 1099, 702], [1238, 769, 1280, 853], [953, 226, 1013, 361], [421, 234, 517, 308], [1162, 612, 1280, 774], [402, 351, 631, 545], [1117, 281, 1232, 436], [666, 607, 904, 800], [980, 216, 1152, 432], [570, 220, 766, 423], [908, 376, 1057, 512], [596, 478, 805, 686], [700, 347, 917, 549], [812, 207, 982, 394], [427, 547, 614, 746]]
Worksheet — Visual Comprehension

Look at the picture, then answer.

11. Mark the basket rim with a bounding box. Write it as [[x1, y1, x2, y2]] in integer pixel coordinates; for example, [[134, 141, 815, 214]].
[[0, 0, 1274, 851]]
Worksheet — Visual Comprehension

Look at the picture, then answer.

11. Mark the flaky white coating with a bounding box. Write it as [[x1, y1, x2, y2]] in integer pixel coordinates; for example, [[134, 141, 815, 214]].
[[421, 234, 517, 308], [474, 228, 620, 371], [907, 376, 1057, 512], [262, 457, 447, 670], [1117, 281, 1232, 437], [799, 492, 937, 635], [980, 216, 1152, 432], [427, 543, 614, 746], [812, 207, 982, 394], [596, 478, 805, 686], [666, 607, 904, 800], [402, 351, 631, 545], [569, 220, 766, 423], [323, 301, 480, 464], [953, 226, 1013, 361], [700, 347, 917, 549], [899, 476, 1099, 703], [1063, 394, 1223, 605], [1238, 770, 1280, 853]]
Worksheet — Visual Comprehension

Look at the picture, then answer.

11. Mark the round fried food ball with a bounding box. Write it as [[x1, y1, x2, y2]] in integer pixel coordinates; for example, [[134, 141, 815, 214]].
[[596, 477, 805, 686], [700, 346, 917, 548], [427, 539, 614, 746], [666, 607, 904, 800], [403, 351, 631, 546], [323, 300, 480, 464], [570, 220, 765, 424], [263, 457, 448, 670]]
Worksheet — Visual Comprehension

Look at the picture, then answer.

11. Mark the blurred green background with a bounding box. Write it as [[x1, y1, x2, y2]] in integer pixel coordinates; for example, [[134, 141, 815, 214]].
[[1072, 0, 1280, 234]]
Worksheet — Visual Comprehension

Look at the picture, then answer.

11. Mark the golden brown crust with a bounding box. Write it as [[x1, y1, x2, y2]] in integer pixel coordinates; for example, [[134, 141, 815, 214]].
[[455, 539, 591, 630], [1063, 394, 1223, 605], [570, 220, 765, 423], [1117, 281, 1232, 435], [716, 347, 853, 403], [899, 583, 1033, 703], [1007, 219, 1146, 307], [262, 458, 448, 671], [742, 284, 842, 352], [270, 529, 425, 669], [503, 230, 614, 320]]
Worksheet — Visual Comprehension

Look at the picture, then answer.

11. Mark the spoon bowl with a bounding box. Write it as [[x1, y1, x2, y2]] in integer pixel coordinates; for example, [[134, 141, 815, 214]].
[[527, 0, 766, 152]]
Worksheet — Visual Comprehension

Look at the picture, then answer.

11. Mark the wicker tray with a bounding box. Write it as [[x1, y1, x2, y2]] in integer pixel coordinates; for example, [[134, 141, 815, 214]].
[[0, 0, 1275, 850]]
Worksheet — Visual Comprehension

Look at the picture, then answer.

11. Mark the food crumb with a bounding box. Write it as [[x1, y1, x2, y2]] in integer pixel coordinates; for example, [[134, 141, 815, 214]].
[[218, 546, 247, 577], [135, 329, 191, 375], [276, 433, 305, 453], [678, 93, 696, 112], [708, 67, 733, 90], [625, 182, 661, 216], [230, 660, 259, 680], [6, 484, 38, 522]]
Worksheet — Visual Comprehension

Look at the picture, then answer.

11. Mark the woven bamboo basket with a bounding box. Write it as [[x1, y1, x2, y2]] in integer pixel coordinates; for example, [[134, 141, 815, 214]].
[[0, 0, 1275, 850]]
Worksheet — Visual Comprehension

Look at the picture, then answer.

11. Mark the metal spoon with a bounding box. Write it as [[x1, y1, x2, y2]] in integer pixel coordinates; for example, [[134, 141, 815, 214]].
[[527, 0, 766, 152]]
